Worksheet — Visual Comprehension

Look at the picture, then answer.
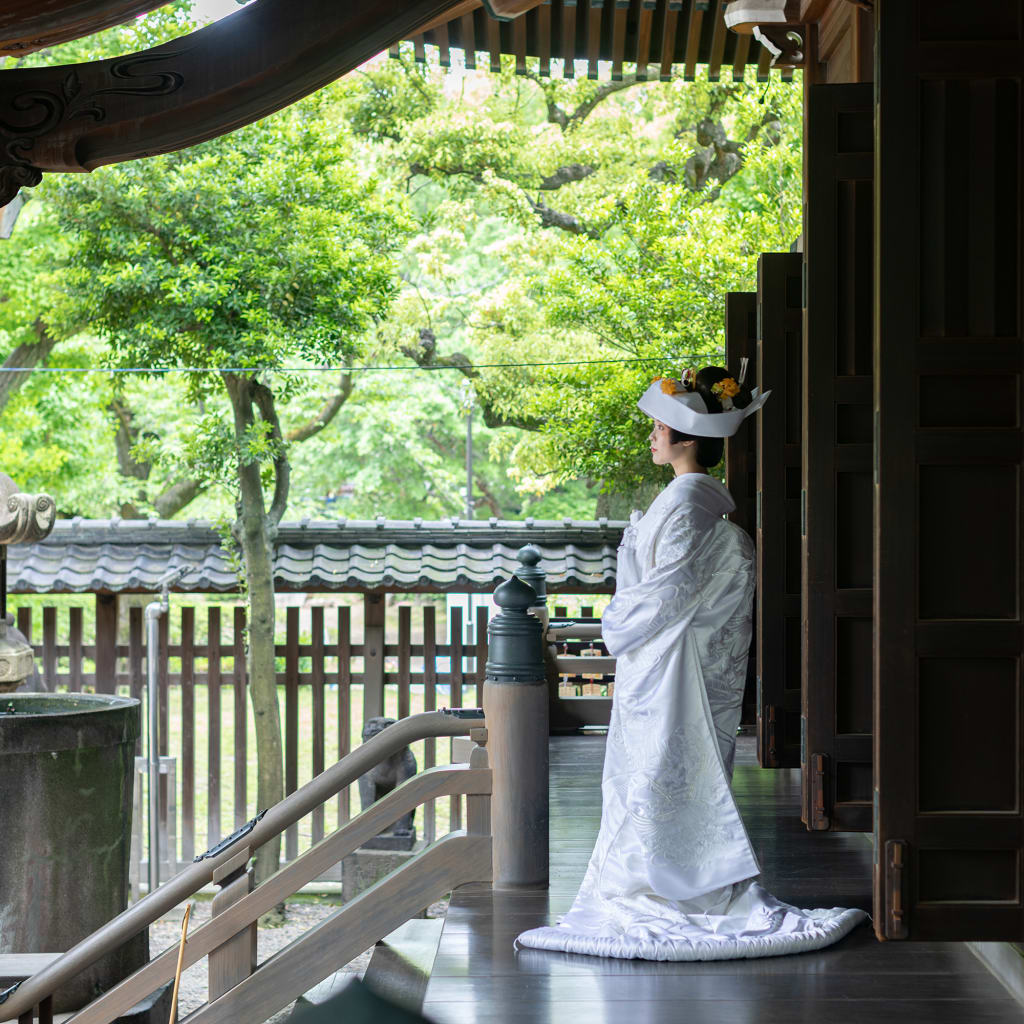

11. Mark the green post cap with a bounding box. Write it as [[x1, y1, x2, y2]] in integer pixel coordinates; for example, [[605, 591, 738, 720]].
[[515, 544, 547, 607], [486, 576, 545, 683]]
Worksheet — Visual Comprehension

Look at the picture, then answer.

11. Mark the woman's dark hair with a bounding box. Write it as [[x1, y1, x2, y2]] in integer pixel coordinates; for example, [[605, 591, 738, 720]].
[[667, 365, 754, 469]]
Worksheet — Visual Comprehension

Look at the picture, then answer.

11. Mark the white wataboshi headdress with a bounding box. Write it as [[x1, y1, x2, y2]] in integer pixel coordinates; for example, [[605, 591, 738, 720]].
[[637, 373, 771, 438]]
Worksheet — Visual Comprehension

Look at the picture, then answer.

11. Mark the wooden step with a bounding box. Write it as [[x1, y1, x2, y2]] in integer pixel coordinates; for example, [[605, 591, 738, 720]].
[[291, 918, 444, 1018]]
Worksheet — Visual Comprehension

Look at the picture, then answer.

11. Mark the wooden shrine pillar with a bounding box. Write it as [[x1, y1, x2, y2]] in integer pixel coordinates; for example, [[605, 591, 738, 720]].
[[874, 0, 1024, 940], [801, 82, 874, 832], [755, 253, 803, 769]]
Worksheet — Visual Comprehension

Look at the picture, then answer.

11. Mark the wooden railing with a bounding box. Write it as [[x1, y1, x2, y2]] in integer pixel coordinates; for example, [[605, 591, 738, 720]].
[[13, 599, 490, 870], [547, 608, 614, 732], [0, 711, 491, 1024]]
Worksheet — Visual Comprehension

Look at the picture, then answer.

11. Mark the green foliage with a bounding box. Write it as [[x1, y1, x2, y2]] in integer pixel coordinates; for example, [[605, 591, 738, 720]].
[[345, 57, 802, 500], [42, 92, 412, 497], [46, 105, 408, 382], [1, 23, 801, 521]]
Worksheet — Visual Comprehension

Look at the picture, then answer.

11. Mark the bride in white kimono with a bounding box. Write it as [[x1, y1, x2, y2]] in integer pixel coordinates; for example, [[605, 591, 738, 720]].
[[517, 366, 867, 961]]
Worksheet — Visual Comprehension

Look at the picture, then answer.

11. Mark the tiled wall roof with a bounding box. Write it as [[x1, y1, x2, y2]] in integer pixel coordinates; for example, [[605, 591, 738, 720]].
[[7, 517, 625, 594]]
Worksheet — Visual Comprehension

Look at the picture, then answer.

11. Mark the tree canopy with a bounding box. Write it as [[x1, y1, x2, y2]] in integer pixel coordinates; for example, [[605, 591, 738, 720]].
[[0, 7, 803, 522]]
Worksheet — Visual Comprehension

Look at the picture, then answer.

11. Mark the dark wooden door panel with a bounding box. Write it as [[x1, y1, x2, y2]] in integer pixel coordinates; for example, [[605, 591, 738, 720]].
[[802, 82, 874, 832], [756, 253, 803, 769], [725, 291, 758, 728], [726, 291, 758, 537], [874, 0, 1024, 941]]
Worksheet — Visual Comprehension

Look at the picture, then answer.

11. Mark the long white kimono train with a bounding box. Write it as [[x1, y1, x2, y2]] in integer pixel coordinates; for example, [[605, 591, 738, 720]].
[[517, 473, 867, 961]]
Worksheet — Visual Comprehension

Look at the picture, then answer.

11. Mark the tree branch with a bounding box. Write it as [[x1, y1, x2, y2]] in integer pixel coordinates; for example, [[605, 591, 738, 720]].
[[252, 380, 290, 527], [0, 318, 58, 412], [520, 72, 645, 132], [401, 328, 543, 431], [566, 77, 646, 130], [153, 478, 205, 518], [109, 397, 151, 482], [286, 371, 354, 443], [472, 472, 503, 517], [525, 195, 600, 237], [539, 163, 596, 190]]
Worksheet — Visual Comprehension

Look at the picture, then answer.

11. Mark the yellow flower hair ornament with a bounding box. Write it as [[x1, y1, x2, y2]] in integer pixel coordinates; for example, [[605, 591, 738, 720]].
[[711, 377, 741, 410]]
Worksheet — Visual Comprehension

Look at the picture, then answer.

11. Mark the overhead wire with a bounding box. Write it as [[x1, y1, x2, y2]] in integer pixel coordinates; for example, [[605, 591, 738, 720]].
[[0, 355, 675, 375]]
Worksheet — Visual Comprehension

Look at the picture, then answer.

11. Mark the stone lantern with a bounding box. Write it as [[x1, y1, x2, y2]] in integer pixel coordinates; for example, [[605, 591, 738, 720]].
[[0, 472, 55, 692]]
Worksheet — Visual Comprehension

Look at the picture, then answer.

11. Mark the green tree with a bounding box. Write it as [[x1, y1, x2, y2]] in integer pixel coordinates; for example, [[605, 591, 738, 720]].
[[44, 95, 411, 881], [343, 56, 802, 511]]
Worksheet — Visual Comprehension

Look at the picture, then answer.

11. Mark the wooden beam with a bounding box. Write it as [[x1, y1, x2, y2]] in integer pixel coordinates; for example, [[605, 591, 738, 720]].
[[798, 0, 831, 21], [0, 0, 476, 206], [487, 9, 502, 69], [486, 0, 543, 15], [436, 19, 451, 65], [0, 0, 164, 55], [611, 0, 628, 80], [514, 11, 528, 72], [414, 33, 426, 61], [707, 0, 727, 80], [732, 27, 750, 81], [756, 35, 772, 79], [586, 0, 603, 80], [562, 0, 577, 78], [410, 1, 480, 38], [659, 0, 681, 81], [684, 1, 704, 80], [634, 1, 655, 80], [538, 0, 552, 75], [461, 10, 478, 66]]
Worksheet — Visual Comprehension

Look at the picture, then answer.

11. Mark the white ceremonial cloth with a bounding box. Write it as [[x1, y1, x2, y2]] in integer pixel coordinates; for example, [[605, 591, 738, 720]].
[[517, 473, 867, 961]]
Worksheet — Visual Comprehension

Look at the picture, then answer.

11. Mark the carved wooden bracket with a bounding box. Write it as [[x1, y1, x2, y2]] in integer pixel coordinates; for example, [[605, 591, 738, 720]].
[[0, 0, 471, 205]]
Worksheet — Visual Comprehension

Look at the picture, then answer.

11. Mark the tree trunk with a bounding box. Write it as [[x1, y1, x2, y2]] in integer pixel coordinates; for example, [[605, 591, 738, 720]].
[[0, 318, 58, 413], [224, 373, 284, 890]]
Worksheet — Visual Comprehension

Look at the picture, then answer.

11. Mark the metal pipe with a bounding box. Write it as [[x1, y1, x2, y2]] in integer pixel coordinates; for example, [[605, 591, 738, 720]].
[[465, 408, 473, 519], [0, 709, 484, 1022], [144, 567, 187, 895]]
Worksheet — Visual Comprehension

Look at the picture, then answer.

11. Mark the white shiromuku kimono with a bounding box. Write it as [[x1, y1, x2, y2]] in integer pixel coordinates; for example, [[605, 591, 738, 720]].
[[517, 472, 867, 961]]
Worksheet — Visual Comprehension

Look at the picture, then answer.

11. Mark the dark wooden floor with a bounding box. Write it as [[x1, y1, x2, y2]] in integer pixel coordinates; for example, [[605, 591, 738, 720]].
[[422, 735, 1021, 1023]]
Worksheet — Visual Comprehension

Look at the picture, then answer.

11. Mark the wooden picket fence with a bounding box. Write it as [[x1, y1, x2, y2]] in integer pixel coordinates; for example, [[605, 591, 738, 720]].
[[12, 597, 490, 873]]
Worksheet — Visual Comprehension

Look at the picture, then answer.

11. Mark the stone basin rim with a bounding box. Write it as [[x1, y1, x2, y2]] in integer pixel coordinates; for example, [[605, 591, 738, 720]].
[[0, 694, 140, 752], [0, 692, 140, 716]]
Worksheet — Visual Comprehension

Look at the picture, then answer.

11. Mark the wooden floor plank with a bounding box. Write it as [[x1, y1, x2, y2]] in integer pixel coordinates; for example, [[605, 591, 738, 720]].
[[424, 735, 1018, 1021]]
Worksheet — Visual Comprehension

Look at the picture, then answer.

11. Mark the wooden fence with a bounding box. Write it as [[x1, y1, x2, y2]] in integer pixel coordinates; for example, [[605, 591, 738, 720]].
[[13, 597, 490, 871]]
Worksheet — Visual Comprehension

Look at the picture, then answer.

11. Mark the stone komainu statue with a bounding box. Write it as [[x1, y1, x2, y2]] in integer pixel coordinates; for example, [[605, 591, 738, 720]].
[[358, 717, 417, 838]]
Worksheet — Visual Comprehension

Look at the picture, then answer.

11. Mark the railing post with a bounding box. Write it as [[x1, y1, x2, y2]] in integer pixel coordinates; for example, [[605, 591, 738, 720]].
[[363, 592, 386, 721], [465, 726, 490, 837], [483, 576, 548, 890], [207, 847, 256, 1002]]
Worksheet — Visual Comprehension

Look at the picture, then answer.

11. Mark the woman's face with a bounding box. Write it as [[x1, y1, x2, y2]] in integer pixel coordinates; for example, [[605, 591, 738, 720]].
[[649, 419, 690, 466]]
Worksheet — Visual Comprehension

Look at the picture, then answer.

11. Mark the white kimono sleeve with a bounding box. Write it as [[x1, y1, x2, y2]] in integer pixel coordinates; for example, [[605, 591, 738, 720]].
[[614, 510, 644, 591], [601, 505, 705, 658]]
